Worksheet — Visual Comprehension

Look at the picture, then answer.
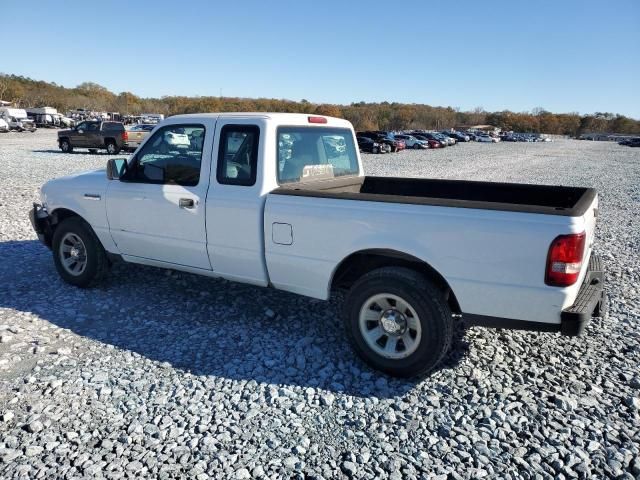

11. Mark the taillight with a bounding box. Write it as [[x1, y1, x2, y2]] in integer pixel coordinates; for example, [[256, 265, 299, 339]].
[[545, 232, 586, 287], [308, 116, 327, 124], [122, 131, 128, 141]]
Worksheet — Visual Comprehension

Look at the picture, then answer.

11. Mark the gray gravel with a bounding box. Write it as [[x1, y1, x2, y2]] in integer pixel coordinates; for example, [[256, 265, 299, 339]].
[[0, 130, 639, 479]]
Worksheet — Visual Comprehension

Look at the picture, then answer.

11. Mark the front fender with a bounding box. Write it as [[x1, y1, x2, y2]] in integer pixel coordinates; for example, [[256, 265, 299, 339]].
[[41, 171, 118, 254]]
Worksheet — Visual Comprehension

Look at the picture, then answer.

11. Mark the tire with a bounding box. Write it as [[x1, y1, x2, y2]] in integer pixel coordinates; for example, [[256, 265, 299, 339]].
[[413, 143, 421, 150], [105, 141, 120, 155], [59, 139, 73, 153], [344, 267, 453, 378], [52, 217, 109, 288], [372, 147, 379, 154]]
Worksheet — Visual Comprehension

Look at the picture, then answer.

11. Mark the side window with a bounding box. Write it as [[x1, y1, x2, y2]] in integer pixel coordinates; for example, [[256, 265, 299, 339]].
[[76, 122, 88, 131], [87, 123, 99, 131], [127, 124, 205, 186], [217, 125, 259, 186]]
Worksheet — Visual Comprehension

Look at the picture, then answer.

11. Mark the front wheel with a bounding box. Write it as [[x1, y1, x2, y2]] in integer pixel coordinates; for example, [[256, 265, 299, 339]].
[[372, 147, 379, 154], [344, 267, 453, 377], [52, 217, 109, 288], [60, 139, 73, 153]]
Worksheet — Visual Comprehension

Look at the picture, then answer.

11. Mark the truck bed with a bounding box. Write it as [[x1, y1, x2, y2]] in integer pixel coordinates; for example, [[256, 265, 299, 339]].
[[272, 176, 596, 216]]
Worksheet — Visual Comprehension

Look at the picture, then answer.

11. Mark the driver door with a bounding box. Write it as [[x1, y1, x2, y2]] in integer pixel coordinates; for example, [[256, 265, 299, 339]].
[[70, 121, 89, 146], [85, 122, 101, 147], [105, 119, 216, 269]]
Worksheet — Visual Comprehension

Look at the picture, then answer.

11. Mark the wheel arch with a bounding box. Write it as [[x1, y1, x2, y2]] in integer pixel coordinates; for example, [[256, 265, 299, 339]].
[[50, 207, 85, 227], [48, 208, 97, 242], [330, 248, 462, 314]]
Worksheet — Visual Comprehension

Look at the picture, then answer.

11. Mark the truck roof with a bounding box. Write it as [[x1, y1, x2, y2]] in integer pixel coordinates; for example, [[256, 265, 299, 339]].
[[26, 107, 58, 114], [0, 107, 28, 116], [168, 112, 353, 128]]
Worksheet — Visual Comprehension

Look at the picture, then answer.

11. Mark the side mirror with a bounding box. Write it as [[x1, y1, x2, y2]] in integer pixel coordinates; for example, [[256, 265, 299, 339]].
[[106, 158, 127, 180], [77, 129, 84, 134]]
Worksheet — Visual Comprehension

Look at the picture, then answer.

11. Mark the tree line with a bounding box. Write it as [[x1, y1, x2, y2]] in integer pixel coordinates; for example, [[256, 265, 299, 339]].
[[1, 73, 639, 136]]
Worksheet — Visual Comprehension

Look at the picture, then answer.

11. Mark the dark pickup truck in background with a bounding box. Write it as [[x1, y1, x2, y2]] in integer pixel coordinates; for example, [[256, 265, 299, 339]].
[[58, 121, 126, 154]]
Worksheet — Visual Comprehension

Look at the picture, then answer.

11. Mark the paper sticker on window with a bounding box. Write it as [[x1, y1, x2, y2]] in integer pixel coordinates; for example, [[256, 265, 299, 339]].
[[302, 164, 334, 180]]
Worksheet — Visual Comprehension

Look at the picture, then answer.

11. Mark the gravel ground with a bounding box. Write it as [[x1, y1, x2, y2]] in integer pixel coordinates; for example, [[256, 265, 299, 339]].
[[0, 130, 639, 479]]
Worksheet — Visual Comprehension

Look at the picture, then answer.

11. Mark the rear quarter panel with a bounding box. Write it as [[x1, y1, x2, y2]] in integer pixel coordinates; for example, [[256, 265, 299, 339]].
[[264, 194, 588, 324]]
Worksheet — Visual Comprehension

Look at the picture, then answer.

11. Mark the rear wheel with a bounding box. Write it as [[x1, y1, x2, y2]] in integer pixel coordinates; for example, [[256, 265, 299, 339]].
[[413, 143, 421, 149], [60, 139, 73, 153], [344, 267, 453, 377], [372, 146, 379, 154], [52, 217, 109, 288], [106, 141, 120, 154]]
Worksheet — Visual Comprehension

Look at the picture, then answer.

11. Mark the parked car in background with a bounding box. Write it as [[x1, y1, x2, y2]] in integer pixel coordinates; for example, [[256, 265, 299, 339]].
[[418, 136, 443, 148], [359, 132, 403, 153], [124, 124, 156, 151], [393, 138, 406, 151], [58, 121, 126, 154], [357, 136, 383, 154], [444, 131, 470, 142], [59, 116, 74, 128], [405, 135, 431, 150], [618, 138, 640, 147], [394, 134, 429, 149], [477, 134, 499, 143], [0, 118, 9, 133], [140, 113, 165, 124], [436, 133, 456, 146], [413, 133, 446, 148], [465, 132, 480, 141]]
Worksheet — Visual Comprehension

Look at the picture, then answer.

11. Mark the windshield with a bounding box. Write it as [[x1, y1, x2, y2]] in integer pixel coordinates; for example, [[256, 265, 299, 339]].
[[277, 127, 359, 183]]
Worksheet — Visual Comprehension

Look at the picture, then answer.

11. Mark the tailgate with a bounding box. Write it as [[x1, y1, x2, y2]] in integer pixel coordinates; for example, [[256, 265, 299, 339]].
[[581, 193, 598, 267], [129, 131, 145, 142]]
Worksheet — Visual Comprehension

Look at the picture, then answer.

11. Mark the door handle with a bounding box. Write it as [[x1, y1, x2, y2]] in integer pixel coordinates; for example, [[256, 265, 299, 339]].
[[179, 198, 195, 209]]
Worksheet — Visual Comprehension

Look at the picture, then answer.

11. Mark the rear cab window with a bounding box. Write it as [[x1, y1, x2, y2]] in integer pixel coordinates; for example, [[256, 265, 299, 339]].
[[217, 125, 260, 186], [277, 127, 359, 184], [102, 122, 124, 131]]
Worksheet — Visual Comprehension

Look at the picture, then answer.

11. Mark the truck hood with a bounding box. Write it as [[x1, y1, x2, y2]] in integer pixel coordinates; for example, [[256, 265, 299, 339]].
[[41, 168, 108, 206], [58, 128, 74, 137]]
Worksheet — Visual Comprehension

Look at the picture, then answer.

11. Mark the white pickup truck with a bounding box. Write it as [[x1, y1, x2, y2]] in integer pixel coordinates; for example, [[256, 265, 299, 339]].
[[30, 113, 606, 377]]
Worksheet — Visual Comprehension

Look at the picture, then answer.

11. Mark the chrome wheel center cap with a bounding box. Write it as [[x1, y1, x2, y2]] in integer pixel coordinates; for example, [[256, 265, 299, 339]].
[[380, 310, 407, 335], [70, 247, 80, 258]]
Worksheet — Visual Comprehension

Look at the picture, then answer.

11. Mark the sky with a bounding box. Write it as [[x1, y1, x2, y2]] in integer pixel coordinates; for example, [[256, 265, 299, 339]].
[[2, 0, 639, 117]]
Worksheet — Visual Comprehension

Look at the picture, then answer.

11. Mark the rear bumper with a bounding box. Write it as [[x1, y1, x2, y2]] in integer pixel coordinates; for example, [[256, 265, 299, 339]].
[[560, 253, 607, 336], [464, 254, 607, 335], [29, 203, 53, 248]]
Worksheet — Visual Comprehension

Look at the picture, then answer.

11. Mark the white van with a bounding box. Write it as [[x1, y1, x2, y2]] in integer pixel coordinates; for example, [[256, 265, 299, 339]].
[[0, 108, 37, 132]]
